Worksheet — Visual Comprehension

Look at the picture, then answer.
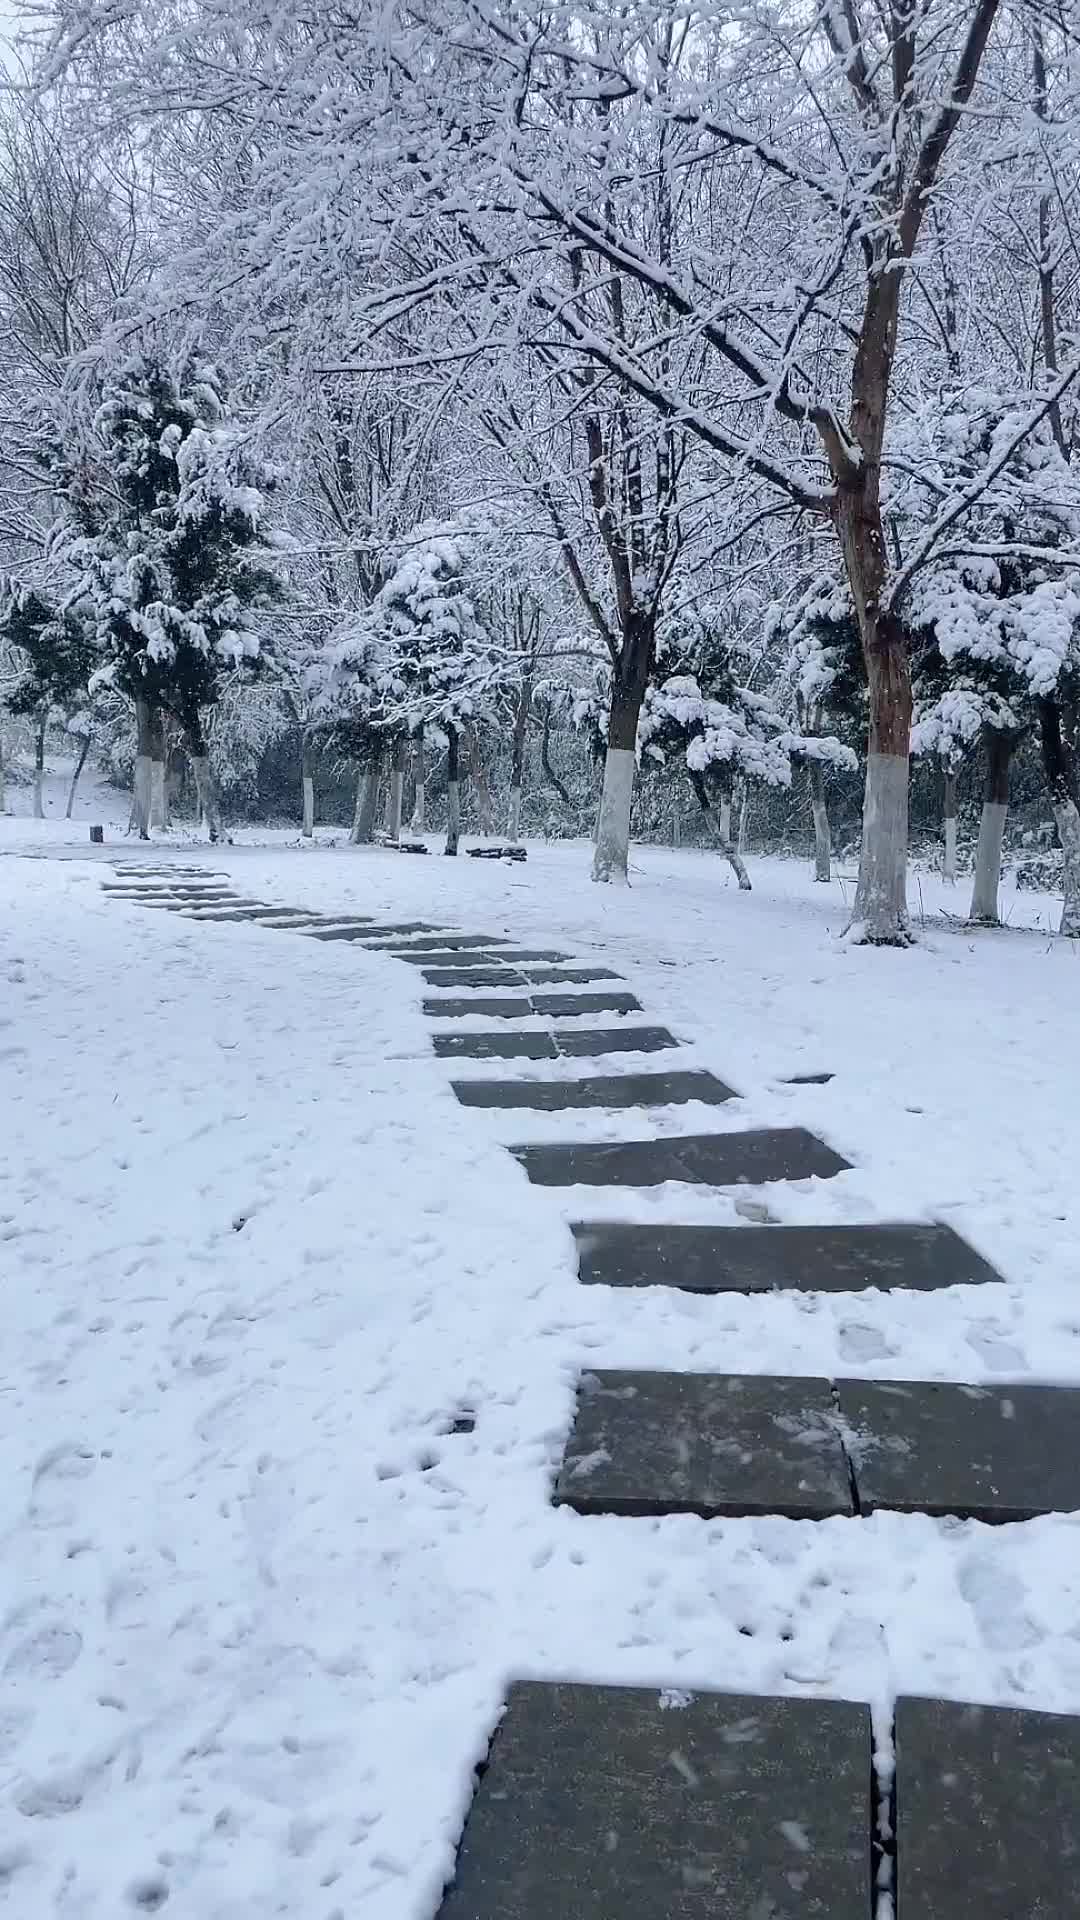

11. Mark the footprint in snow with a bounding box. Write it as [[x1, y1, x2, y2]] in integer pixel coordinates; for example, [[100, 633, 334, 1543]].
[[3, 1624, 82, 1681]]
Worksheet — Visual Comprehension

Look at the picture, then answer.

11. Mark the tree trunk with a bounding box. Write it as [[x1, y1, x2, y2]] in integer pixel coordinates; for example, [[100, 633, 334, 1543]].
[[719, 793, 732, 843], [33, 710, 47, 818], [593, 614, 655, 884], [507, 673, 533, 844], [690, 769, 752, 890], [942, 768, 958, 882], [132, 697, 153, 838], [65, 733, 91, 818], [1038, 697, 1080, 936], [541, 706, 572, 808], [467, 727, 493, 834], [410, 729, 426, 833], [445, 723, 460, 855], [808, 760, 831, 882], [350, 739, 384, 845], [301, 734, 315, 837], [969, 729, 1012, 925], [190, 751, 223, 843], [387, 733, 407, 844]]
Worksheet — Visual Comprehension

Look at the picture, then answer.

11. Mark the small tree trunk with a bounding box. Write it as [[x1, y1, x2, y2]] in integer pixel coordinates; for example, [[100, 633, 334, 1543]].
[[690, 770, 752, 890], [350, 740, 384, 845], [33, 709, 47, 818], [410, 729, 426, 833], [147, 707, 166, 829], [190, 752, 223, 843], [943, 768, 958, 882], [541, 706, 572, 808], [969, 731, 1012, 926], [132, 698, 153, 838], [808, 760, 831, 882], [593, 611, 655, 883], [719, 792, 732, 843], [1038, 697, 1080, 936], [301, 734, 315, 838], [65, 733, 91, 818], [387, 733, 407, 844], [507, 674, 533, 843], [445, 723, 460, 855]]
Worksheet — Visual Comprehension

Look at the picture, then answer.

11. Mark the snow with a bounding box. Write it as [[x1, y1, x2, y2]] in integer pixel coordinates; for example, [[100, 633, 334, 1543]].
[[3, 828, 1080, 1916]]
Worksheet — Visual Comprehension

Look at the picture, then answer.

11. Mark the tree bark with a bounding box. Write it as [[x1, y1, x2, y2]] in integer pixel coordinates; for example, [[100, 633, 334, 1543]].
[[969, 729, 1012, 925], [410, 727, 426, 832], [1038, 697, 1080, 935], [33, 709, 46, 818], [541, 706, 572, 808], [809, 760, 831, 882], [132, 697, 153, 838], [147, 706, 166, 830], [301, 734, 315, 838], [718, 792, 732, 844], [445, 723, 460, 855], [690, 769, 752, 890], [387, 732, 407, 843], [65, 733, 91, 818], [350, 738, 384, 845], [593, 612, 655, 883], [507, 672, 533, 844], [943, 768, 958, 882], [190, 751, 223, 843]]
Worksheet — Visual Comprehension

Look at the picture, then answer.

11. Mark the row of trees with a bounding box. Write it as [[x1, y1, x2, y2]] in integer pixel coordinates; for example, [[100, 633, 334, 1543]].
[[0, 2, 1078, 942]]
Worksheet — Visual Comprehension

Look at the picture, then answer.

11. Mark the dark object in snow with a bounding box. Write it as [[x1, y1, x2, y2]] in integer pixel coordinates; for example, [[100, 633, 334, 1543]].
[[834, 1377, 1080, 1522], [572, 1221, 999, 1294], [467, 843, 527, 861], [555, 1369, 854, 1519], [896, 1695, 1080, 1919], [424, 991, 643, 1020], [433, 1025, 679, 1062], [436, 1680, 870, 1920], [452, 1069, 736, 1111], [512, 1126, 850, 1189], [396, 840, 429, 854], [90, 824, 104, 843], [782, 1070, 835, 1085]]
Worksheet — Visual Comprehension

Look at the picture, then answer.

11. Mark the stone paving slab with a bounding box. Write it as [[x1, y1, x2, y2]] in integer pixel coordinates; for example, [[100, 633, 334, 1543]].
[[452, 1069, 737, 1111], [516, 965, 623, 985], [436, 1680, 870, 1920], [529, 990, 642, 1017], [572, 1221, 1000, 1294], [182, 907, 317, 923], [554, 1370, 853, 1519], [835, 1378, 1080, 1522], [425, 996, 535, 1020], [379, 931, 505, 949], [513, 1127, 850, 1188], [554, 1026, 679, 1057], [434, 1031, 560, 1061], [895, 1695, 1080, 1919], [302, 922, 434, 942], [422, 968, 530, 988], [397, 947, 570, 967]]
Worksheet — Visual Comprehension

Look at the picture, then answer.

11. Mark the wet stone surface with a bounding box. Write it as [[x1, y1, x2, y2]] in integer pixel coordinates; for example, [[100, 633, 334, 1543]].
[[572, 1221, 999, 1293], [513, 1127, 851, 1189], [436, 1680, 870, 1920], [452, 1069, 737, 1111]]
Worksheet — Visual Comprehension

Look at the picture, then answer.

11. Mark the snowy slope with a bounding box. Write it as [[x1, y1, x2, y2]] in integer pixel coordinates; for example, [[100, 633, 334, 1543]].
[[2, 844, 1080, 1919]]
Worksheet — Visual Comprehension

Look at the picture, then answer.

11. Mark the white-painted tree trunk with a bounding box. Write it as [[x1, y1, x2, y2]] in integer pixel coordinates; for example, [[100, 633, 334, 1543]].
[[507, 784, 522, 843], [1053, 796, 1080, 936], [445, 780, 460, 855], [65, 734, 91, 818], [411, 779, 426, 834], [150, 757, 167, 830], [943, 770, 958, 882], [191, 755, 223, 842], [850, 753, 910, 942], [387, 768, 404, 844], [812, 800, 831, 883], [350, 759, 382, 845], [302, 773, 315, 837], [132, 755, 152, 838], [719, 795, 732, 842], [969, 802, 1007, 924], [592, 745, 635, 884]]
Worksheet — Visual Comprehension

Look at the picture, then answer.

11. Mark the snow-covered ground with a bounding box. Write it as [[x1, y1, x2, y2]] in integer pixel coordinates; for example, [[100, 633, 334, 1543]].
[[3, 820, 1080, 1918]]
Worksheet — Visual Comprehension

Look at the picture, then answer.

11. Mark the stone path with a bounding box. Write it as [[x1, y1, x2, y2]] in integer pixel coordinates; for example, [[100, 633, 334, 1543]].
[[100, 857, 1077, 1916]]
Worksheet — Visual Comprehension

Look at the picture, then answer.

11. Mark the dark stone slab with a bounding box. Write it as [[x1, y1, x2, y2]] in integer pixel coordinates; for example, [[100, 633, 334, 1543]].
[[437, 1680, 870, 1920], [529, 991, 642, 1017], [422, 968, 529, 987], [397, 947, 569, 966], [183, 906, 314, 923], [554, 1370, 853, 1519], [513, 1127, 851, 1189], [836, 1378, 1080, 1522], [453, 1069, 737, 1111], [342, 922, 448, 939], [138, 897, 266, 912], [424, 996, 534, 1020], [378, 932, 503, 950], [895, 1695, 1080, 1920], [554, 1026, 679, 1057], [433, 1031, 559, 1061], [783, 1071, 835, 1085], [516, 966, 622, 985], [302, 923, 426, 942], [572, 1222, 1000, 1294]]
